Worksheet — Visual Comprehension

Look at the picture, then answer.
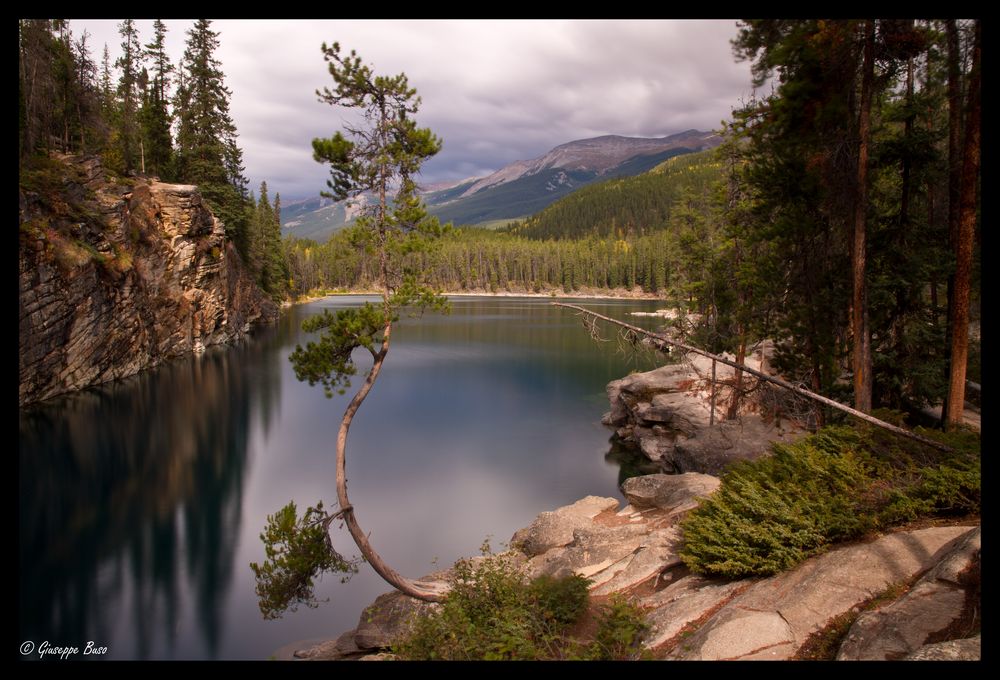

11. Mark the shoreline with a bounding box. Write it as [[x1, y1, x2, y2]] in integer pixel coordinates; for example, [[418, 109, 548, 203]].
[[284, 289, 667, 307]]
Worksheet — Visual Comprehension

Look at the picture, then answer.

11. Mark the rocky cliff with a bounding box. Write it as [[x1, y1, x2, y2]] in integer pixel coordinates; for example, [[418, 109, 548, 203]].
[[19, 154, 277, 406]]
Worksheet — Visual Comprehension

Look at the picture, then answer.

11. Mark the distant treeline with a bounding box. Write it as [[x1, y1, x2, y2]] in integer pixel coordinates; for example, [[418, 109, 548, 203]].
[[284, 226, 705, 297]]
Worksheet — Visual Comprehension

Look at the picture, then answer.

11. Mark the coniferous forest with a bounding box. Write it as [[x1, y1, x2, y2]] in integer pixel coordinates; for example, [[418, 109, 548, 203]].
[[19, 19, 287, 300], [21, 18, 980, 421]]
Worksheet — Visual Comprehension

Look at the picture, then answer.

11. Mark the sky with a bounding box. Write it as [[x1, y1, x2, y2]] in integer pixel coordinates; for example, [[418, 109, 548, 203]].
[[73, 19, 757, 201]]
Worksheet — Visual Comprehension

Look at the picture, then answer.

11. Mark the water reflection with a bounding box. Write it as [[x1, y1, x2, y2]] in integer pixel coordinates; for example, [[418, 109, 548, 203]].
[[604, 437, 666, 488], [19, 326, 282, 659], [19, 295, 668, 659]]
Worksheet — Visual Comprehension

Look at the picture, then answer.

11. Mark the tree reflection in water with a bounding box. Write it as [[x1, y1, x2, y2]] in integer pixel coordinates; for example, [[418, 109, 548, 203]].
[[19, 324, 282, 659]]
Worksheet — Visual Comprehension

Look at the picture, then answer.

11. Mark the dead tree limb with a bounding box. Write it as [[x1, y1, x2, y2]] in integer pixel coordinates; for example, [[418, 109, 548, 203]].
[[553, 302, 955, 453]]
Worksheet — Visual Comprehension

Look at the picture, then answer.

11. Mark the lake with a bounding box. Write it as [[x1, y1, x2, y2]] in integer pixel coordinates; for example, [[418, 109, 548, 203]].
[[19, 295, 670, 660]]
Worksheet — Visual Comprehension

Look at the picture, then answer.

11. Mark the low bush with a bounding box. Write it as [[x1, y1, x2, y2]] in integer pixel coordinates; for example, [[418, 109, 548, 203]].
[[394, 548, 649, 660], [679, 423, 980, 577]]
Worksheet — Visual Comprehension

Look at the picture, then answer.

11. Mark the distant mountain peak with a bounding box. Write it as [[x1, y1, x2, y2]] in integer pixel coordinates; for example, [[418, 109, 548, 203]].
[[455, 129, 720, 199]]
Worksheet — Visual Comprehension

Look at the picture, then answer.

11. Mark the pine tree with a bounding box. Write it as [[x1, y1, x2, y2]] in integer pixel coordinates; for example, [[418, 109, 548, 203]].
[[174, 19, 249, 251], [140, 19, 174, 178], [115, 19, 142, 173], [254, 42, 448, 617]]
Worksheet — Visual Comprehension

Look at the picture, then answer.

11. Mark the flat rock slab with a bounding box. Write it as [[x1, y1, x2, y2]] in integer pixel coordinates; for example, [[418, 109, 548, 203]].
[[642, 575, 746, 649], [837, 527, 980, 660], [671, 525, 975, 660]]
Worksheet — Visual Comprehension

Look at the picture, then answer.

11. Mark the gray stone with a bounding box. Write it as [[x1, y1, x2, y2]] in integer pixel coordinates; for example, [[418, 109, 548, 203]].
[[621, 473, 720, 511], [510, 496, 619, 557], [642, 576, 745, 649], [673, 525, 975, 660], [669, 416, 806, 475], [358, 652, 398, 661], [672, 609, 795, 661], [590, 527, 683, 595], [906, 636, 980, 661], [524, 523, 650, 581], [927, 527, 980, 585], [354, 591, 439, 650], [836, 580, 966, 660], [836, 527, 980, 661], [293, 629, 361, 660]]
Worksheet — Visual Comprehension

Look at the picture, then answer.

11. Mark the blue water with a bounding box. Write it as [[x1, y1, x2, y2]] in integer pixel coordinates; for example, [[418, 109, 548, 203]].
[[19, 296, 667, 660]]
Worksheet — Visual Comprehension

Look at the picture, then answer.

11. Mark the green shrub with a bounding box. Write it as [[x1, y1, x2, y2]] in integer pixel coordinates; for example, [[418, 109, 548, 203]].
[[585, 595, 650, 660], [528, 573, 591, 626], [394, 551, 598, 660], [679, 424, 980, 578]]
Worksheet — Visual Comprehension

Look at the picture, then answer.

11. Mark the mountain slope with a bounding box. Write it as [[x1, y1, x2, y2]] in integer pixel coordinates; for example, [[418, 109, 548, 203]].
[[508, 148, 723, 240], [282, 129, 721, 241], [425, 129, 720, 227]]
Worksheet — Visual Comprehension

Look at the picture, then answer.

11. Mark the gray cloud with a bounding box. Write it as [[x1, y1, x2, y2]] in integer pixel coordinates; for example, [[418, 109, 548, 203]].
[[73, 19, 755, 200]]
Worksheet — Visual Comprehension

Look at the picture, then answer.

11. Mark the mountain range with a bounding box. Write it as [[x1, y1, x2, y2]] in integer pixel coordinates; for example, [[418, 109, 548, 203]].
[[281, 129, 721, 242]]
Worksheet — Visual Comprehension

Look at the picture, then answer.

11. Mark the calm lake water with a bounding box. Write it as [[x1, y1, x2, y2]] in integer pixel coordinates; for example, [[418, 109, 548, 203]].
[[19, 295, 669, 660]]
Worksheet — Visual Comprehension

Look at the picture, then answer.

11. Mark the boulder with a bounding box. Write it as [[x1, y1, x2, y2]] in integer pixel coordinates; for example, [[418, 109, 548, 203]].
[[353, 591, 440, 651], [906, 636, 980, 661], [510, 496, 619, 557], [590, 527, 683, 595], [621, 473, 720, 511], [669, 416, 807, 475], [605, 363, 697, 428], [293, 629, 361, 660], [524, 522, 650, 582]]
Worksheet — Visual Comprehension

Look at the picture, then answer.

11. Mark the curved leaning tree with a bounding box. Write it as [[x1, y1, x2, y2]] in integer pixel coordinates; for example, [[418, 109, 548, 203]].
[[251, 43, 449, 618]]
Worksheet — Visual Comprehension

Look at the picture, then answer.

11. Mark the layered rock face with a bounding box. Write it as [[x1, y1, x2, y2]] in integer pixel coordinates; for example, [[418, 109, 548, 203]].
[[19, 155, 276, 406], [603, 350, 807, 475]]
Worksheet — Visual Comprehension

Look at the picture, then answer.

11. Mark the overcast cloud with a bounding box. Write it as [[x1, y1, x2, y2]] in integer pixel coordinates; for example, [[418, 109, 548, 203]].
[[73, 19, 756, 200]]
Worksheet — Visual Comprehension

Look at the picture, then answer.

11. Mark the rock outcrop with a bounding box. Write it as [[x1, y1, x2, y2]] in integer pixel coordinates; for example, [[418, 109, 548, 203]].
[[19, 154, 276, 406], [669, 525, 975, 660], [836, 527, 981, 661], [293, 473, 980, 662], [604, 351, 807, 475]]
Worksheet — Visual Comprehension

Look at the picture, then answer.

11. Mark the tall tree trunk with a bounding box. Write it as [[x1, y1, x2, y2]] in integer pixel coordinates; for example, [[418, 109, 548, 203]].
[[941, 20, 963, 425], [945, 20, 980, 431], [334, 322, 444, 602], [852, 20, 875, 413]]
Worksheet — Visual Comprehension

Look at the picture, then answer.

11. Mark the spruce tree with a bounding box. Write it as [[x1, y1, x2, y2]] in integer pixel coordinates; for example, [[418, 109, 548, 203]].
[[115, 19, 142, 173], [140, 19, 174, 178], [174, 19, 249, 251]]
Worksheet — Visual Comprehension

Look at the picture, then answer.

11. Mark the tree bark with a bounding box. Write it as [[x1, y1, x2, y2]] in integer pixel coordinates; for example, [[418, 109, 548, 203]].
[[334, 321, 445, 602], [945, 20, 980, 431], [851, 20, 875, 414], [941, 20, 963, 426]]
